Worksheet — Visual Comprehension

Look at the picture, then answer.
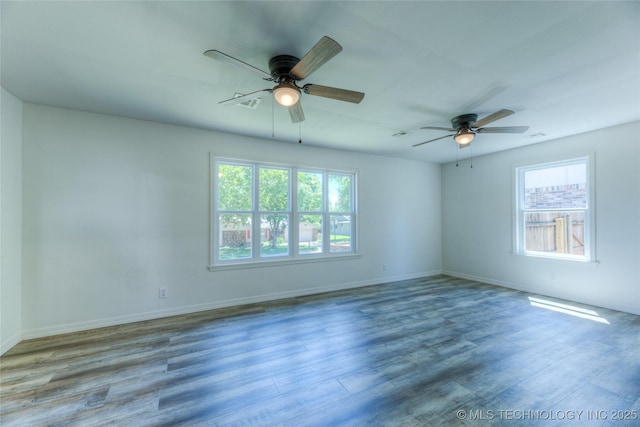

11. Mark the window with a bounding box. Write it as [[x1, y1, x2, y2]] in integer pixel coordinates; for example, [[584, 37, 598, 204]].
[[515, 157, 593, 261], [211, 157, 357, 267]]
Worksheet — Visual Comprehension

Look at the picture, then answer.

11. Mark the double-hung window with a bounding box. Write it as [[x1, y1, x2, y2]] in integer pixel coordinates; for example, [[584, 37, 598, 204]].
[[515, 156, 593, 261], [211, 157, 357, 267]]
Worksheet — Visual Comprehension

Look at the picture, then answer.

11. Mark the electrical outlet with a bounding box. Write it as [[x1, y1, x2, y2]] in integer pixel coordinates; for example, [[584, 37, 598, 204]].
[[383, 264, 387, 271], [158, 287, 168, 299]]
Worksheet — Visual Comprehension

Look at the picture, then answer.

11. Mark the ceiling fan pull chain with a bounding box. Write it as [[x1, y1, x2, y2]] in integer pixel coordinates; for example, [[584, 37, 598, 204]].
[[272, 97, 275, 138], [299, 123, 302, 144]]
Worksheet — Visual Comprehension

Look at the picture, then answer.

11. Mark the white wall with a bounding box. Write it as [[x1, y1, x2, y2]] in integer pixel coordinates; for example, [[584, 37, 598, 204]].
[[1, 88, 23, 354], [17, 102, 637, 345], [442, 121, 640, 315], [21, 104, 442, 338]]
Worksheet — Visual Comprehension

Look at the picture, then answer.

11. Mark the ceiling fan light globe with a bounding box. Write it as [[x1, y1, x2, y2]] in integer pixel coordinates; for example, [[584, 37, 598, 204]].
[[273, 84, 300, 106], [454, 129, 475, 146]]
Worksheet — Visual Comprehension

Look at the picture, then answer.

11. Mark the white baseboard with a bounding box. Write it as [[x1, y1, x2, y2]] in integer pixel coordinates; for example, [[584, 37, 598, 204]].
[[443, 270, 640, 316], [1, 332, 21, 356], [21, 270, 442, 341], [442, 270, 527, 292]]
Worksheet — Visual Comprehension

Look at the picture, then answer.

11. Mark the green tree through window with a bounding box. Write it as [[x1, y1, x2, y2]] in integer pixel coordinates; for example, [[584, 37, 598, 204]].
[[328, 174, 353, 252], [298, 171, 323, 255], [212, 158, 356, 265], [260, 167, 289, 254]]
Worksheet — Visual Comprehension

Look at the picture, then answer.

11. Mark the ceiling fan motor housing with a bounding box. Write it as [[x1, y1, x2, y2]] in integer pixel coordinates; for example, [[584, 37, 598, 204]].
[[451, 114, 478, 129], [269, 55, 300, 81]]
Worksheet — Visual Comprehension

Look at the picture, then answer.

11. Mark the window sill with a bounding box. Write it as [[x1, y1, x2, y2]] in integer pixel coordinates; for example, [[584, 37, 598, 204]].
[[208, 253, 361, 271]]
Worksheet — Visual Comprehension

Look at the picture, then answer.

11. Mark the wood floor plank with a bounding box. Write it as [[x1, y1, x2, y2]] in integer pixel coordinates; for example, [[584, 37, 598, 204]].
[[2, 275, 639, 426]]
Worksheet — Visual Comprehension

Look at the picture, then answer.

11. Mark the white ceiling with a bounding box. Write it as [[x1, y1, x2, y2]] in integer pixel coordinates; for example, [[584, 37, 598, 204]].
[[2, 1, 639, 164]]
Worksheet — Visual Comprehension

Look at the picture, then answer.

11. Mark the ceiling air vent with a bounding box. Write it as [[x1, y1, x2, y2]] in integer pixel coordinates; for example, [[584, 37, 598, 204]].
[[392, 131, 411, 137], [234, 93, 261, 109]]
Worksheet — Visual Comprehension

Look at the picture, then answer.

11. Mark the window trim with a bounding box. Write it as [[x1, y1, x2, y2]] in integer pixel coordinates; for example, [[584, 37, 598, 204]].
[[514, 154, 596, 262], [209, 155, 359, 269]]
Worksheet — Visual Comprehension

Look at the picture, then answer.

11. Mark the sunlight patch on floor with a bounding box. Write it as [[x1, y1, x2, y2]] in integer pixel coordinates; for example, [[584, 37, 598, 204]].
[[528, 296, 610, 324]]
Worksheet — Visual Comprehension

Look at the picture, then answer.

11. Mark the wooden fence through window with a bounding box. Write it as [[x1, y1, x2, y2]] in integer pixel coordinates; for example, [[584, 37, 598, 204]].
[[525, 212, 585, 255]]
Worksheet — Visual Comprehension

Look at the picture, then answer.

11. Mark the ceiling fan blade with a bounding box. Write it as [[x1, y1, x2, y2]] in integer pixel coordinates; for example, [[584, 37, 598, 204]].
[[302, 84, 364, 104], [421, 126, 457, 132], [472, 109, 514, 128], [412, 134, 455, 147], [288, 102, 305, 123], [218, 89, 272, 106], [204, 50, 273, 80], [289, 36, 343, 80], [477, 126, 529, 134]]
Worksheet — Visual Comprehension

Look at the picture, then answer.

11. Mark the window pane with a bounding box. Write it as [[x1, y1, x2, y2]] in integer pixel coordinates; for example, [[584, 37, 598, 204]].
[[330, 215, 351, 253], [260, 214, 289, 257], [298, 171, 323, 211], [328, 174, 351, 212], [218, 214, 252, 260], [213, 157, 357, 266], [299, 215, 323, 255], [260, 167, 290, 211], [524, 163, 587, 209], [524, 211, 585, 256], [218, 164, 252, 211]]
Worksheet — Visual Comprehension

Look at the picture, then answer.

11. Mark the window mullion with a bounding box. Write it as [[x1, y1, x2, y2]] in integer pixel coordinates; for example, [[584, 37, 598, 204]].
[[322, 172, 329, 255], [291, 168, 298, 257], [253, 165, 260, 261]]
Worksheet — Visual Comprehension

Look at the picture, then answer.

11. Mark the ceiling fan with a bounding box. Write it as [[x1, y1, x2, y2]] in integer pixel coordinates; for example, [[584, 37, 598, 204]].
[[413, 109, 529, 147], [204, 36, 365, 123]]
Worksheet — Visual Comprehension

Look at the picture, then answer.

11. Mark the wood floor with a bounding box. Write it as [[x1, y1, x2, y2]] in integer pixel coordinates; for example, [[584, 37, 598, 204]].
[[1, 275, 639, 426]]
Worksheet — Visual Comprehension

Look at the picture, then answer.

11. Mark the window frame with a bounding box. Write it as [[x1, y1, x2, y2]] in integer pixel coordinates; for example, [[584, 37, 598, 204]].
[[210, 155, 358, 269], [514, 155, 595, 262]]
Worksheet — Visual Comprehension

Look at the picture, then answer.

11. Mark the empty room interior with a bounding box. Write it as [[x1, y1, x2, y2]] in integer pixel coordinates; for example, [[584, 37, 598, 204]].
[[1, 1, 639, 426]]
